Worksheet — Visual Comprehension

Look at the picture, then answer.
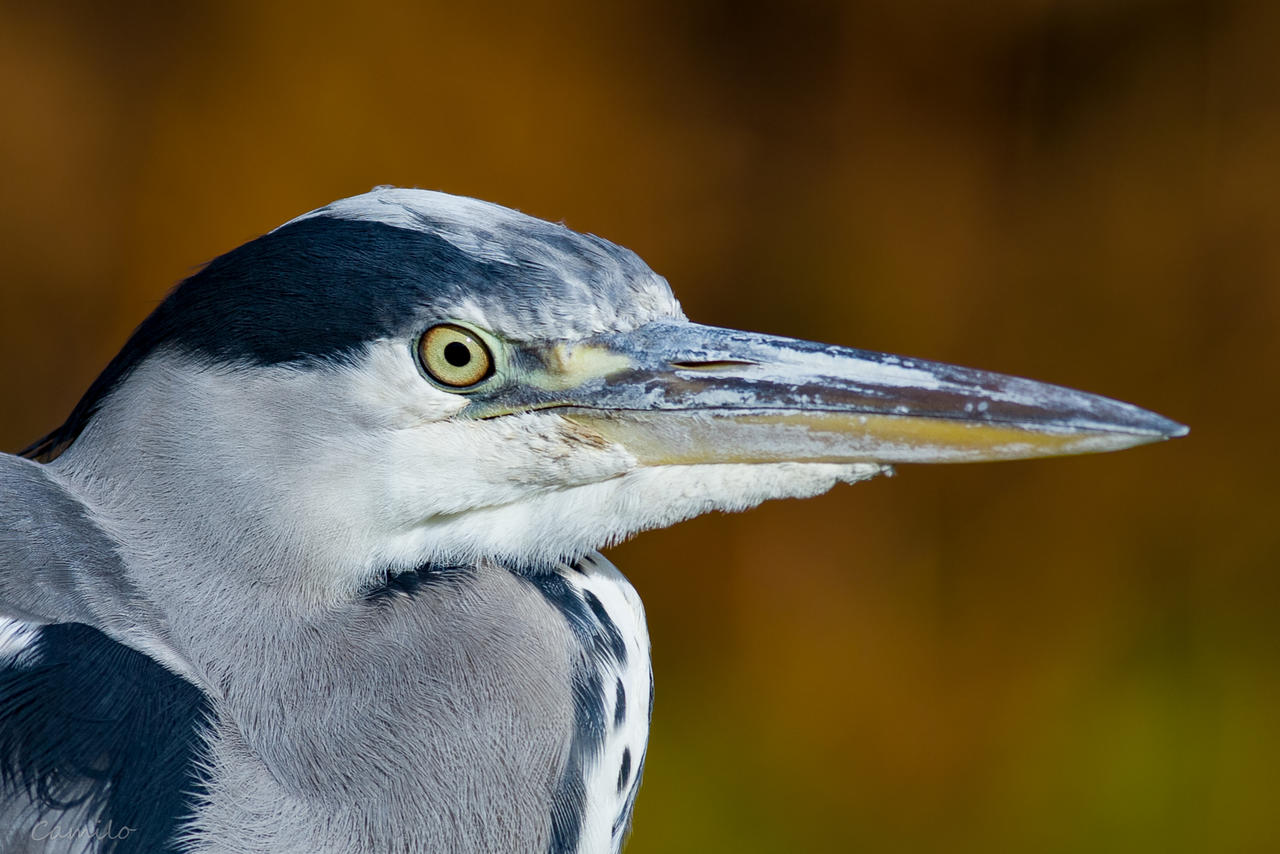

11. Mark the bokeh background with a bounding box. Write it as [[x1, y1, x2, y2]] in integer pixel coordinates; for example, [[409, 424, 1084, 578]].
[[1, 1, 1277, 851]]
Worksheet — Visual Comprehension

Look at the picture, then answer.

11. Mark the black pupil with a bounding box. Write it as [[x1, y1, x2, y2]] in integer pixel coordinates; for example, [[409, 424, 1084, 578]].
[[443, 340, 472, 368]]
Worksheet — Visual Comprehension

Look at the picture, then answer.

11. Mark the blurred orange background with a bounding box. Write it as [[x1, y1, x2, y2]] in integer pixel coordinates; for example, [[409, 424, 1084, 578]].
[[1, 2, 1276, 852]]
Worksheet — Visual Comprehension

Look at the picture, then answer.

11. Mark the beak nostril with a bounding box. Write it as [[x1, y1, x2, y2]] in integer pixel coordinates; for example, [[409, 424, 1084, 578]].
[[670, 360, 757, 371]]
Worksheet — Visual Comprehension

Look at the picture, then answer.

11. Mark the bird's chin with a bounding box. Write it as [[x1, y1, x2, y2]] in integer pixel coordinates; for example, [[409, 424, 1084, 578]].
[[383, 460, 886, 572]]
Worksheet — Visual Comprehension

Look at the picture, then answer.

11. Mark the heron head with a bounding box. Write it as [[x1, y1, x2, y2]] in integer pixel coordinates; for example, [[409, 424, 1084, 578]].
[[38, 188, 1185, 600]]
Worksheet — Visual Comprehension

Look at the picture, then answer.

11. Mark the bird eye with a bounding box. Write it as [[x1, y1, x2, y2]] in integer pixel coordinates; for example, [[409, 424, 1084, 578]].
[[418, 325, 493, 389]]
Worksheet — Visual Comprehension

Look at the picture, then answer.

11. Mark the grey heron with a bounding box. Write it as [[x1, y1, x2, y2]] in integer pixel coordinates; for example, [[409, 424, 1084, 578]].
[[0, 187, 1185, 853]]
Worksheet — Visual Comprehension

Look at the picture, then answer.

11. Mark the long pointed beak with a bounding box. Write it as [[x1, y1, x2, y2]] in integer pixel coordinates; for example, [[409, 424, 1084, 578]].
[[478, 321, 1187, 466]]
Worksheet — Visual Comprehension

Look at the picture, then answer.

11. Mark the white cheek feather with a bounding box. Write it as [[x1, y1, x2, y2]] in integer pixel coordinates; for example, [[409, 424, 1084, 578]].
[[52, 342, 470, 603]]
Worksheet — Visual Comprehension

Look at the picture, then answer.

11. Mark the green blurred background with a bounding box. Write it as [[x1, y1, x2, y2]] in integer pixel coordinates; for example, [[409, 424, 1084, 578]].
[[1, 1, 1276, 851]]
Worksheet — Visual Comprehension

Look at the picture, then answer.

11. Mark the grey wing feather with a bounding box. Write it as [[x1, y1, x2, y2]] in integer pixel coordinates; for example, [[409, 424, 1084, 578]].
[[0, 452, 192, 680], [0, 452, 130, 625]]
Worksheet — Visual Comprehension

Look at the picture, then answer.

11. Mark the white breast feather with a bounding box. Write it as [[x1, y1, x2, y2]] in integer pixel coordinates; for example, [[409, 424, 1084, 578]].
[[563, 553, 652, 854]]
